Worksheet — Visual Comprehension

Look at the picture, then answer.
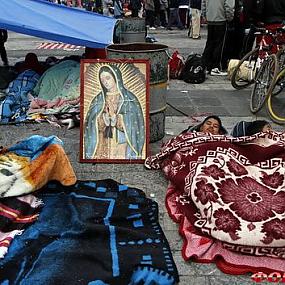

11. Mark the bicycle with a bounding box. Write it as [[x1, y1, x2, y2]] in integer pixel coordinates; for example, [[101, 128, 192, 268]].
[[252, 27, 285, 121], [231, 26, 284, 92], [266, 47, 285, 124], [250, 53, 278, 113], [232, 26, 285, 114]]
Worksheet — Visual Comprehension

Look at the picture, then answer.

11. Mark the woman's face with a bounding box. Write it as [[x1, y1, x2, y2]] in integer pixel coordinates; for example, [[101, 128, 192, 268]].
[[262, 123, 272, 132], [100, 71, 116, 91], [200, 118, 221, 135]]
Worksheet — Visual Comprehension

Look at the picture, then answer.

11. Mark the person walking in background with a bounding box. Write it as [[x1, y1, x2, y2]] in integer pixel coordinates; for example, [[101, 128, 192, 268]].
[[221, 0, 245, 69], [178, 0, 189, 28], [66, 0, 82, 7], [102, 0, 113, 16], [145, 0, 156, 29], [189, 0, 201, 38], [114, 0, 124, 18], [167, 0, 184, 30], [202, 0, 235, 75], [129, 0, 142, 17], [94, 0, 103, 13], [0, 29, 8, 67], [153, 0, 162, 27], [159, 0, 168, 27]]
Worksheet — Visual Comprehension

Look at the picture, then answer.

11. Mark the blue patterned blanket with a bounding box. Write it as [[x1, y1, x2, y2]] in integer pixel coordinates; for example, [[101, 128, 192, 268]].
[[0, 179, 179, 285]]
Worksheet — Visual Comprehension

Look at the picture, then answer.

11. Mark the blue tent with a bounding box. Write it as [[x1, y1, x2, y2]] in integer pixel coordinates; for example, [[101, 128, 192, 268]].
[[0, 0, 117, 48]]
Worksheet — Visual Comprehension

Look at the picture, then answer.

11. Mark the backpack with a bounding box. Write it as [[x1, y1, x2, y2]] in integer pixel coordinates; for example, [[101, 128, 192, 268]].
[[169, 51, 185, 79], [182, 54, 206, 84]]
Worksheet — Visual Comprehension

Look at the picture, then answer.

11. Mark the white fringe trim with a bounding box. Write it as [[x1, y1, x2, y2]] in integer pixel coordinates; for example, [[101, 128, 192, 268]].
[[0, 246, 8, 259], [30, 198, 44, 208], [17, 195, 44, 208], [0, 229, 24, 259]]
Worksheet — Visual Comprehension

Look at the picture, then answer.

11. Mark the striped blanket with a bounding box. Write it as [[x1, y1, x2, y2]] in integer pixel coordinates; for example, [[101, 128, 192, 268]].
[[0, 180, 179, 285], [0, 195, 43, 258], [36, 42, 83, 51]]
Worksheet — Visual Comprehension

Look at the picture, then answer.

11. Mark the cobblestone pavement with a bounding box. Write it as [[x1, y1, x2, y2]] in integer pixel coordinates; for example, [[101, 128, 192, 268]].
[[1, 26, 282, 284]]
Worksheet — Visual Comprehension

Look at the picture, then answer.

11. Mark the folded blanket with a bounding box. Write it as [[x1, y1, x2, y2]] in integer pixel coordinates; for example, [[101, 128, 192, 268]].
[[28, 60, 80, 118], [145, 131, 285, 273], [28, 96, 80, 115], [0, 135, 76, 197]]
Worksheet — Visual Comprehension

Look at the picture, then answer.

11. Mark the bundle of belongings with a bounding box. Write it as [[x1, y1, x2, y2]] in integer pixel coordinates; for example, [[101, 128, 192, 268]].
[[145, 130, 285, 275], [0, 135, 179, 284], [0, 135, 76, 259], [0, 55, 80, 128]]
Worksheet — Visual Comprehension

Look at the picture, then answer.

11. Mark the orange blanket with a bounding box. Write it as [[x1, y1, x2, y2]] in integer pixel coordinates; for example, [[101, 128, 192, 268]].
[[0, 135, 76, 197]]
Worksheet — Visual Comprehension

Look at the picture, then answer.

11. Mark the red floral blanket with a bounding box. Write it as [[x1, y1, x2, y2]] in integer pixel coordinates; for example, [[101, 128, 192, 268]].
[[145, 131, 285, 274]]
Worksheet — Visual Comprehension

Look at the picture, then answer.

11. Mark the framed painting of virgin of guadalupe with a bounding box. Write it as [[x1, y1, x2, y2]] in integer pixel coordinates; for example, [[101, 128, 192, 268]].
[[80, 59, 150, 163]]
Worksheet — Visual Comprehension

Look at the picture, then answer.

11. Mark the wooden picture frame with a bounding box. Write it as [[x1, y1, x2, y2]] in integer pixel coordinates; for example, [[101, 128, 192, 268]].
[[80, 59, 150, 163]]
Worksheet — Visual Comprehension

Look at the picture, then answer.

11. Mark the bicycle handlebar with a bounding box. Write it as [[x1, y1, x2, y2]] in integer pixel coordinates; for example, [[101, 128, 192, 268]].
[[254, 25, 285, 37]]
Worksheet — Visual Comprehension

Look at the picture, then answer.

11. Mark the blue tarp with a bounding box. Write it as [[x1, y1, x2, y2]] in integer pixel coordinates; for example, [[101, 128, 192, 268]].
[[0, 0, 117, 48]]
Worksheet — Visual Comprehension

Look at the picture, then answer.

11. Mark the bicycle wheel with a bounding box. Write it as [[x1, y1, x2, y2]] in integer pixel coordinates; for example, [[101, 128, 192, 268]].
[[269, 67, 285, 97], [250, 54, 278, 113], [267, 68, 285, 124], [270, 49, 285, 97], [231, 47, 259, 90]]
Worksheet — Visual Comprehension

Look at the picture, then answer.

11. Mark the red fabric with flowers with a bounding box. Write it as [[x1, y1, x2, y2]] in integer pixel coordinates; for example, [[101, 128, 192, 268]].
[[145, 131, 285, 273]]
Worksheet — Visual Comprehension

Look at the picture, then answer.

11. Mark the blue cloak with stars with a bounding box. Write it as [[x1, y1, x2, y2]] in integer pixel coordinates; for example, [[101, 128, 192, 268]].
[[84, 64, 145, 159]]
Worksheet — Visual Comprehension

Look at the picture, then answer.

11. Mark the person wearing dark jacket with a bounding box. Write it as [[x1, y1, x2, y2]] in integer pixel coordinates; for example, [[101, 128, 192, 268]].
[[202, 0, 235, 75], [221, 0, 246, 68], [130, 0, 142, 17], [0, 29, 8, 66], [167, 0, 184, 30], [179, 0, 189, 28]]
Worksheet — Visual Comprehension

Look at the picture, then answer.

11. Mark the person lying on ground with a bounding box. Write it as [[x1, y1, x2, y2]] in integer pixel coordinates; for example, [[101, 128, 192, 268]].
[[15, 53, 46, 75], [181, 115, 228, 135], [231, 120, 272, 137]]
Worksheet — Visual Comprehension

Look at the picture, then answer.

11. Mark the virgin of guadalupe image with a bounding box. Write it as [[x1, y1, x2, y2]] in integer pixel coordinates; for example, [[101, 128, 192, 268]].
[[84, 64, 145, 160]]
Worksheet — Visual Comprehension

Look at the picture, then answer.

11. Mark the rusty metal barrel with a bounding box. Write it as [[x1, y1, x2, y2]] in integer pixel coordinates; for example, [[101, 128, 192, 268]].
[[106, 43, 168, 142], [118, 17, 146, 43]]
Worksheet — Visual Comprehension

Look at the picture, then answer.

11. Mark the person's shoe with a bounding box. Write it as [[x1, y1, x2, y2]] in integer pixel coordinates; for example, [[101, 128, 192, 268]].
[[192, 35, 201, 39], [149, 26, 156, 30], [210, 68, 227, 76], [3, 62, 8, 67], [166, 27, 173, 30], [146, 36, 158, 43]]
